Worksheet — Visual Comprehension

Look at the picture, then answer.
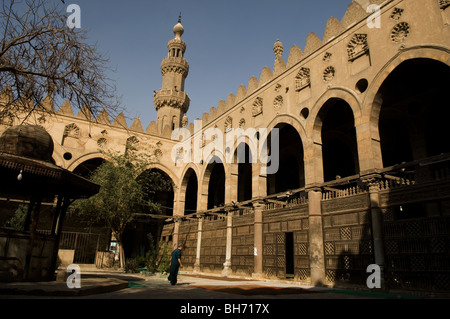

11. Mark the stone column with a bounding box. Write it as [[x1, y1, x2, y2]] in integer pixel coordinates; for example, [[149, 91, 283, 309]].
[[173, 219, 180, 249], [308, 189, 326, 286], [172, 188, 183, 217], [252, 162, 267, 198], [364, 174, 386, 289], [222, 209, 233, 276], [226, 163, 238, 204], [252, 202, 265, 279], [357, 93, 383, 175], [194, 217, 203, 273]]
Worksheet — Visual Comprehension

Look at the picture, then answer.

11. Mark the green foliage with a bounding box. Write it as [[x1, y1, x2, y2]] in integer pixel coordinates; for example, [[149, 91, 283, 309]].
[[145, 234, 171, 273], [70, 149, 172, 267], [72, 150, 170, 231], [123, 236, 171, 274], [124, 258, 140, 273], [3, 205, 27, 231]]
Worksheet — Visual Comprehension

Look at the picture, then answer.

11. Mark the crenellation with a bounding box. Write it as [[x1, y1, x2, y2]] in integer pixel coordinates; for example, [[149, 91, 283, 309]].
[[226, 93, 236, 109], [247, 76, 259, 94], [129, 117, 144, 132], [259, 66, 273, 86], [41, 95, 54, 112], [323, 17, 346, 43], [286, 45, 304, 68], [96, 109, 110, 125], [303, 32, 323, 55], [235, 85, 247, 102], [112, 112, 128, 129], [217, 100, 226, 114], [209, 106, 217, 121], [341, 1, 368, 28], [145, 121, 158, 135], [56, 100, 74, 117], [76, 105, 93, 121]]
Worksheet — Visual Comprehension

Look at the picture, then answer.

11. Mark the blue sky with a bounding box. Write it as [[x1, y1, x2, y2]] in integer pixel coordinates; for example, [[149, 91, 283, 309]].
[[67, 0, 352, 128]]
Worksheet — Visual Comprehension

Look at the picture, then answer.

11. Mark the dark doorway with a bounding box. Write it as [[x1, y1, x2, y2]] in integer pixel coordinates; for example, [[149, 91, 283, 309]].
[[285, 232, 294, 278], [266, 124, 305, 195], [320, 98, 359, 181], [237, 143, 252, 202], [207, 162, 225, 209], [184, 170, 198, 214]]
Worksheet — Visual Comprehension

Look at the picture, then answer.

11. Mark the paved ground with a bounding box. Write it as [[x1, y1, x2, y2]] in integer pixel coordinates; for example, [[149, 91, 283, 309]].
[[0, 269, 428, 300], [1, 270, 440, 318]]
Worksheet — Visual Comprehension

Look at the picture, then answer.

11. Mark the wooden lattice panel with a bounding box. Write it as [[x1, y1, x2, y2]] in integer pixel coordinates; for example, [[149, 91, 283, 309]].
[[322, 201, 374, 286], [383, 210, 450, 292]]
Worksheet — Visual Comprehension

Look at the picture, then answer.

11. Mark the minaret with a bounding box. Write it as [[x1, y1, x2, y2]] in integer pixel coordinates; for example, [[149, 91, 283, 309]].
[[154, 14, 190, 134]]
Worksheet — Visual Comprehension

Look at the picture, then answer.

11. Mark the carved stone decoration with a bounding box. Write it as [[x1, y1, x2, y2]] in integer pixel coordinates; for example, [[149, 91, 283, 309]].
[[239, 118, 246, 129], [295, 67, 311, 92], [440, 0, 450, 10], [97, 137, 107, 148], [273, 96, 284, 111], [126, 136, 139, 151], [224, 116, 233, 131], [391, 22, 410, 43], [252, 97, 263, 117], [390, 8, 404, 20], [323, 52, 332, 63], [347, 34, 369, 61], [275, 83, 282, 92], [154, 149, 163, 159], [323, 66, 336, 82], [63, 123, 80, 138]]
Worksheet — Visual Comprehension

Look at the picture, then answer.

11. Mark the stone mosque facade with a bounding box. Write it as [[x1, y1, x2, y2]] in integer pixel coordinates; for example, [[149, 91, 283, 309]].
[[2, 0, 450, 291]]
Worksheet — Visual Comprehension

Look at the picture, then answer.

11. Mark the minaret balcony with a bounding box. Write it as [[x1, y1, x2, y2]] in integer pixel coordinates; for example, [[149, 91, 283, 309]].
[[161, 57, 189, 76], [154, 89, 190, 112]]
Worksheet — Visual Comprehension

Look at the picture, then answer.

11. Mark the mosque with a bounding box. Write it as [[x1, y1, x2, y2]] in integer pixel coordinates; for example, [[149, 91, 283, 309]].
[[1, 0, 450, 292]]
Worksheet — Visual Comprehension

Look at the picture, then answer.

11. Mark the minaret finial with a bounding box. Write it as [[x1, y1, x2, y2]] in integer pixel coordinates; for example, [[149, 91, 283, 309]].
[[178, 12, 182, 23]]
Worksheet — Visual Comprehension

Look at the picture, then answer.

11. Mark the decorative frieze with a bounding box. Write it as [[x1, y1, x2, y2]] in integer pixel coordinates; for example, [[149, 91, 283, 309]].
[[295, 67, 311, 92], [391, 8, 404, 20], [323, 66, 336, 82], [252, 97, 263, 117], [347, 34, 369, 62], [391, 22, 410, 44], [224, 116, 233, 131], [273, 95, 284, 112]]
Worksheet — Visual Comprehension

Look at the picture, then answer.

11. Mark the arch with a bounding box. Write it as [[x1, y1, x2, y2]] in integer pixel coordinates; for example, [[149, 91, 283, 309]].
[[145, 162, 179, 188], [307, 88, 362, 183], [179, 166, 199, 215], [67, 152, 107, 172], [363, 46, 450, 144], [371, 56, 450, 168], [235, 142, 253, 202], [138, 167, 175, 217], [203, 157, 226, 210], [316, 98, 360, 182], [265, 114, 308, 145], [263, 122, 306, 195], [310, 87, 362, 145]]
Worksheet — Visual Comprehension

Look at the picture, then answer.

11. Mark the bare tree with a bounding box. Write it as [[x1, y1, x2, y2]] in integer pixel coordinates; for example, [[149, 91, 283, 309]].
[[0, 0, 119, 124]]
